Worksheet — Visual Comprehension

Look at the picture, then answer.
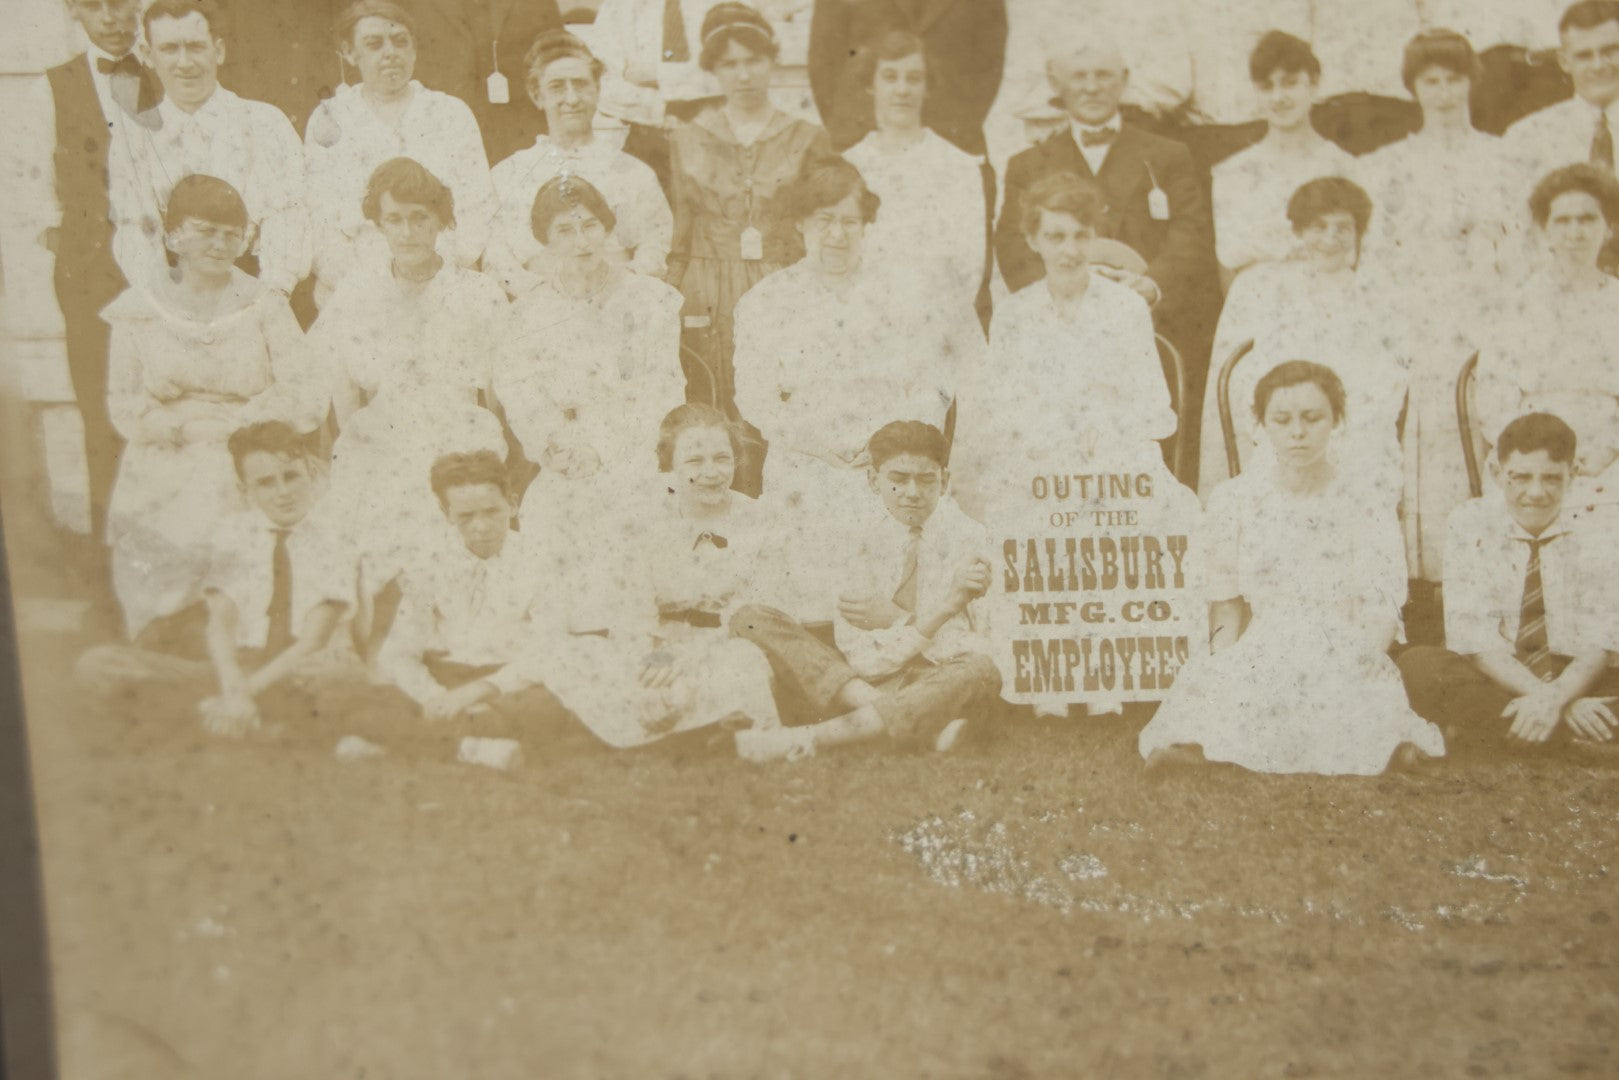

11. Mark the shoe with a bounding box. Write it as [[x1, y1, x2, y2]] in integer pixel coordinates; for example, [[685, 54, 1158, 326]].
[[735, 726, 816, 763], [934, 718, 968, 753]]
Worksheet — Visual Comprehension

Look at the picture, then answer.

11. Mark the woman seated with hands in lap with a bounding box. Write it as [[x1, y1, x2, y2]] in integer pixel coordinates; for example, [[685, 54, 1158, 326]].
[[310, 159, 509, 652], [1198, 177, 1408, 510], [492, 175, 685, 563], [733, 157, 981, 612], [552, 405, 783, 748], [1140, 362, 1446, 777], [1478, 164, 1619, 506], [952, 172, 1183, 519]]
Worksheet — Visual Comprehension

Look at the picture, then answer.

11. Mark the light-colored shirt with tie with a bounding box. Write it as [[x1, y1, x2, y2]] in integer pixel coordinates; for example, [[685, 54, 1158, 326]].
[[832, 496, 994, 679], [1441, 495, 1616, 659], [1502, 96, 1619, 199], [203, 510, 354, 652]]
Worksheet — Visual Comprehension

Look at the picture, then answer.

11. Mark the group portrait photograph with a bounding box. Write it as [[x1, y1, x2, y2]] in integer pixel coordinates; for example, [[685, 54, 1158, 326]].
[[0, 0, 1616, 1075]]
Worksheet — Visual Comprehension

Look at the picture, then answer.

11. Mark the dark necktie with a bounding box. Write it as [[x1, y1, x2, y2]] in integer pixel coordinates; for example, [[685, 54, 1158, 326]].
[[1592, 113, 1615, 172], [265, 529, 294, 656], [1514, 536, 1559, 682], [892, 527, 924, 613], [662, 0, 690, 62]]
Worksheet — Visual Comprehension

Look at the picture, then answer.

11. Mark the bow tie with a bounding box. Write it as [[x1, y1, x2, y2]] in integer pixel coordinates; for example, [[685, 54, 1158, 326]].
[[96, 54, 141, 77], [1079, 126, 1118, 148], [693, 531, 728, 550]]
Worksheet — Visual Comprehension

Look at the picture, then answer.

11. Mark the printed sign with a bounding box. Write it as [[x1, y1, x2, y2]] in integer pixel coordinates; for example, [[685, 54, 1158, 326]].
[[986, 467, 1204, 708]]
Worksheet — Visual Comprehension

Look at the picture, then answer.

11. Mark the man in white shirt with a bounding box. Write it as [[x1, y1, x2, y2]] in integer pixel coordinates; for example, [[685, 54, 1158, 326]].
[[731, 421, 1002, 761], [485, 30, 673, 296], [76, 421, 357, 736], [109, 0, 311, 294], [1397, 413, 1619, 758], [378, 450, 580, 737], [1504, 2, 1619, 193]]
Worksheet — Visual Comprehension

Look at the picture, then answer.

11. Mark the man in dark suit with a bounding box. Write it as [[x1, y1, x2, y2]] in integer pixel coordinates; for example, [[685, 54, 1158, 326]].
[[809, 0, 1007, 156], [994, 39, 1218, 485], [409, 0, 565, 164], [42, 0, 162, 564]]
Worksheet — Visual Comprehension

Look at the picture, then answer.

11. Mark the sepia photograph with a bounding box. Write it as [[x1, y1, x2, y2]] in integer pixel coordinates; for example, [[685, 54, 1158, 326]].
[[0, 0, 1615, 1076]]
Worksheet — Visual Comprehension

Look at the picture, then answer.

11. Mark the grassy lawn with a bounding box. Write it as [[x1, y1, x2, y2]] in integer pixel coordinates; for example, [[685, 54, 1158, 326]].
[[14, 607, 1618, 1080]]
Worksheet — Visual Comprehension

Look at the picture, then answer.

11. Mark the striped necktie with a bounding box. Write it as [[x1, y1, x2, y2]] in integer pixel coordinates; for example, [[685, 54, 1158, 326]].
[[1514, 535, 1559, 682]]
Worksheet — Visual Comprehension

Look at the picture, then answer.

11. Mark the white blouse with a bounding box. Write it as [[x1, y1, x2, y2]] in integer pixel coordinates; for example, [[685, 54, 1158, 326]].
[[1211, 135, 1356, 277], [493, 270, 686, 470], [842, 129, 987, 312], [485, 135, 674, 297], [303, 81, 496, 292]]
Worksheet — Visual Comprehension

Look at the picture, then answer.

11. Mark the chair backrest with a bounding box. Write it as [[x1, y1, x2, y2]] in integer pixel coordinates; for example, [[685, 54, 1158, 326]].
[[1155, 332, 1189, 480], [1215, 339, 1256, 480], [681, 342, 720, 409], [1456, 351, 1483, 498]]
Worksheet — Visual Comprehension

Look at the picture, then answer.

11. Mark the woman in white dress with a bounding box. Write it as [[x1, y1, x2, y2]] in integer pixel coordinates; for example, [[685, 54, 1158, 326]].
[[546, 405, 782, 747], [303, 0, 496, 306], [1359, 31, 1515, 582], [492, 175, 686, 547], [733, 157, 983, 617], [1198, 177, 1409, 508], [310, 158, 509, 615], [484, 31, 673, 298], [840, 29, 988, 315], [952, 171, 1183, 518], [1210, 31, 1355, 281], [104, 175, 324, 638], [1139, 362, 1445, 776], [1477, 164, 1619, 502]]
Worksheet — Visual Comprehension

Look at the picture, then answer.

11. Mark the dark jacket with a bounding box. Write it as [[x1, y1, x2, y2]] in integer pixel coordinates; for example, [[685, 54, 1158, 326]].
[[994, 124, 1217, 336]]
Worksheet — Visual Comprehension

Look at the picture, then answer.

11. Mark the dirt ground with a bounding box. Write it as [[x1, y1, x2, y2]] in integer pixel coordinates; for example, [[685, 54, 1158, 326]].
[[12, 599, 1618, 1079], [0, 432, 1614, 1079]]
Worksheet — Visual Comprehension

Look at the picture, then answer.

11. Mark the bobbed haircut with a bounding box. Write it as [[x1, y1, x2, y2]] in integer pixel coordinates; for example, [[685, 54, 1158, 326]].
[[698, 2, 779, 71], [867, 420, 948, 472], [656, 403, 745, 472], [857, 28, 931, 91], [1400, 28, 1480, 93], [430, 450, 509, 507], [778, 157, 880, 226], [143, 0, 222, 40], [333, 0, 415, 50], [227, 421, 309, 480], [1529, 162, 1619, 228], [523, 28, 604, 83], [1252, 360, 1347, 423], [1497, 412, 1578, 465], [362, 157, 456, 229], [1019, 171, 1107, 238], [1249, 30, 1319, 83], [1286, 176, 1373, 237], [163, 173, 248, 232], [530, 174, 617, 241], [1561, 0, 1619, 36]]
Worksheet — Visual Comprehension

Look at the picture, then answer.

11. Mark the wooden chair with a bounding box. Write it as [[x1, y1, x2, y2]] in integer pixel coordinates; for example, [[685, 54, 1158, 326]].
[[1215, 339, 1257, 480], [1155, 333, 1189, 480], [1456, 351, 1483, 498]]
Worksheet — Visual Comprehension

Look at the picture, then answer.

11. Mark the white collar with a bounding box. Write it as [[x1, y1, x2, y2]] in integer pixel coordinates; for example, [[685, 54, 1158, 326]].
[[535, 133, 602, 159], [1496, 498, 1571, 545], [159, 86, 229, 127], [1578, 95, 1617, 120]]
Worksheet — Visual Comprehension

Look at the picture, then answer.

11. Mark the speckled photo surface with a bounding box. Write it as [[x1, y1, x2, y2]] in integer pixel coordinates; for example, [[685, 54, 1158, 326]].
[[0, 1, 1616, 1077]]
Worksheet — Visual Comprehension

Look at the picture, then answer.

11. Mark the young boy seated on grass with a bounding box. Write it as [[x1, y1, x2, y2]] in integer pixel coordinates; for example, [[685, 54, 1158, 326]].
[[77, 421, 355, 736], [375, 449, 580, 748], [730, 421, 1002, 761], [1397, 413, 1619, 759]]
